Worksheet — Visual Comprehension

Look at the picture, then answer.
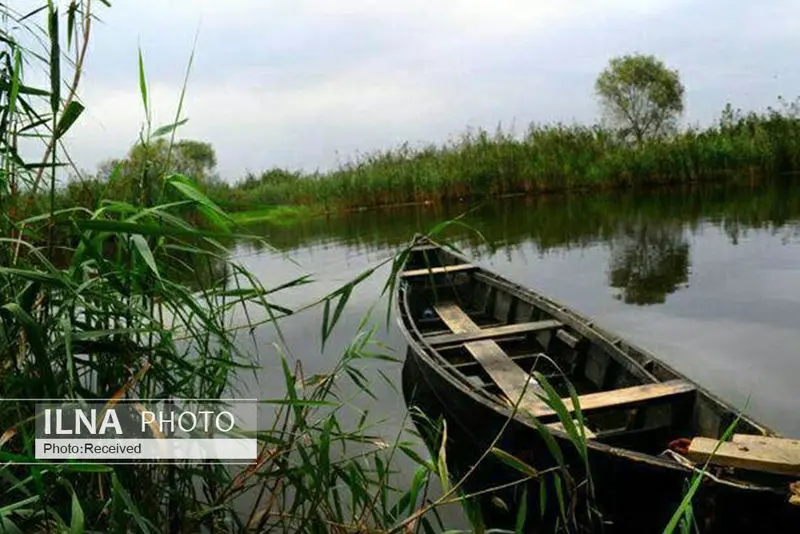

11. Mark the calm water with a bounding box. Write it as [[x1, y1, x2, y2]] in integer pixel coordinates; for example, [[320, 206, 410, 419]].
[[230, 180, 800, 524]]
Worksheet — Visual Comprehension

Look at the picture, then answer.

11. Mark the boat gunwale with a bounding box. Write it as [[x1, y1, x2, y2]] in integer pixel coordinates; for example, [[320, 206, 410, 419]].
[[396, 235, 778, 493]]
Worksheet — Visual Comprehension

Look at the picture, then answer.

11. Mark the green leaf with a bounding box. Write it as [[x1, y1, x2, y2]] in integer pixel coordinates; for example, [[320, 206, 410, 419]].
[[166, 175, 232, 229], [67, 2, 78, 50], [398, 443, 435, 471], [437, 420, 449, 493], [48, 4, 60, 114], [0, 268, 70, 288], [407, 465, 429, 514], [131, 234, 160, 279], [490, 448, 539, 479], [55, 101, 85, 139], [138, 47, 148, 117], [8, 49, 22, 116], [152, 118, 189, 138], [111, 473, 152, 533], [0, 495, 39, 515], [515, 487, 528, 534], [553, 473, 567, 527], [70, 490, 84, 534]]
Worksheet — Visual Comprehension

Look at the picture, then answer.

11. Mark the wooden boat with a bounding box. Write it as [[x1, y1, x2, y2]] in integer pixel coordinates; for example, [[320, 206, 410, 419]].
[[396, 235, 800, 533]]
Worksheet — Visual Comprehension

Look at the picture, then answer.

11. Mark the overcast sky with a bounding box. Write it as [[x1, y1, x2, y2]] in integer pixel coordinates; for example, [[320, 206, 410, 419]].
[[44, 1, 800, 180]]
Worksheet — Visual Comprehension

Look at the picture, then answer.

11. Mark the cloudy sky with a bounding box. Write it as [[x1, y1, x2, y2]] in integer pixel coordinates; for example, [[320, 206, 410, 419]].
[[40, 1, 800, 180]]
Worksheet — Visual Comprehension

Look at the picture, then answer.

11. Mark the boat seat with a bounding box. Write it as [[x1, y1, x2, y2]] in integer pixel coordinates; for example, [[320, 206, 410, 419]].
[[526, 379, 696, 419], [401, 264, 475, 278], [424, 319, 563, 346], [687, 434, 800, 477], [433, 303, 547, 406], [555, 329, 581, 348]]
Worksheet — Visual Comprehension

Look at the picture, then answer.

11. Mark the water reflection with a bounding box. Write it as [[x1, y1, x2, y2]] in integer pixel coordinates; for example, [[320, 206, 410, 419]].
[[239, 181, 800, 306], [231, 179, 800, 529], [608, 221, 690, 305]]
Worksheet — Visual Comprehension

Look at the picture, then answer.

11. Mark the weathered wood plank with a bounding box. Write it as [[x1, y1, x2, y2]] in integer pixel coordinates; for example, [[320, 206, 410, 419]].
[[462, 340, 547, 406], [424, 320, 563, 346], [791, 481, 800, 507], [732, 434, 800, 450], [525, 379, 696, 419], [556, 329, 581, 348], [687, 436, 800, 477], [401, 264, 475, 278], [434, 303, 546, 406], [545, 420, 597, 439], [450, 353, 546, 369], [432, 305, 695, 421], [433, 303, 479, 334]]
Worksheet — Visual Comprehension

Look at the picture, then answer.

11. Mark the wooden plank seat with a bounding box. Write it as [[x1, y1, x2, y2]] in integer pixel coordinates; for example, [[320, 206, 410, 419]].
[[450, 354, 556, 370], [402, 264, 475, 278], [525, 379, 696, 419], [687, 434, 800, 477], [424, 319, 563, 346], [433, 302, 695, 428], [434, 303, 547, 405], [556, 329, 581, 348]]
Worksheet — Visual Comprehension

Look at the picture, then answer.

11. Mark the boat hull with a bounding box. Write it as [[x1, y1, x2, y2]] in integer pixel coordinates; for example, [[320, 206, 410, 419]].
[[402, 344, 800, 533]]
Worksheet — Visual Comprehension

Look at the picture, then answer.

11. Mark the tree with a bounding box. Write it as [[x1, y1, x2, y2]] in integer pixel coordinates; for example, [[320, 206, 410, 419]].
[[97, 139, 218, 202], [595, 54, 685, 144]]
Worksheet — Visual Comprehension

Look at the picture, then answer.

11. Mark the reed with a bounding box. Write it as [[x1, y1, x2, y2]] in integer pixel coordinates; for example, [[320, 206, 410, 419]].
[[214, 105, 800, 213], [0, 4, 449, 532]]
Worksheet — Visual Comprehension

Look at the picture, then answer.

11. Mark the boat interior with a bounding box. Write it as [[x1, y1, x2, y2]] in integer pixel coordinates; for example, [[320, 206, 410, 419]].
[[400, 242, 800, 485]]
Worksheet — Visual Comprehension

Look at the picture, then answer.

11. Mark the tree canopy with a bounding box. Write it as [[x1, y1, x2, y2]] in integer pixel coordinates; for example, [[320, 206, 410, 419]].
[[98, 139, 217, 201], [595, 54, 685, 144]]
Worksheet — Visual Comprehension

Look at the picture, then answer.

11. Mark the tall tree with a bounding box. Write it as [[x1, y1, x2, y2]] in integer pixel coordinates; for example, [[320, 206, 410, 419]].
[[595, 54, 685, 144]]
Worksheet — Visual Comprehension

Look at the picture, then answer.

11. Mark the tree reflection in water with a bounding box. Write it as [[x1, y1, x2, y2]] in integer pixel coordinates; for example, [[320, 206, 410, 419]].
[[608, 221, 690, 305]]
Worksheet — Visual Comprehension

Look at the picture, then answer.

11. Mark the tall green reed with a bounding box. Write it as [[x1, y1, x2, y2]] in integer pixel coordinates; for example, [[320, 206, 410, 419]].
[[209, 105, 800, 213], [0, 4, 454, 532]]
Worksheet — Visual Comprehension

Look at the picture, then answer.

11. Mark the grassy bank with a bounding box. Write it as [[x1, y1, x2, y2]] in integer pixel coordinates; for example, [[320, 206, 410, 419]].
[[227, 204, 321, 225], [211, 103, 800, 212]]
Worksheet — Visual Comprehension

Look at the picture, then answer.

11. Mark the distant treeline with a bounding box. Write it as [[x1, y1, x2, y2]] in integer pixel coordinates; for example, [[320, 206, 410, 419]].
[[31, 100, 800, 219], [208, 102, 800, 211]]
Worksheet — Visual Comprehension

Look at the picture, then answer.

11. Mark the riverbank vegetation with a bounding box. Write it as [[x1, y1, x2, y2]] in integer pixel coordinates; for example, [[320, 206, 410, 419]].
[[209, 104, 800, 212], [204, 53, 799, 214]]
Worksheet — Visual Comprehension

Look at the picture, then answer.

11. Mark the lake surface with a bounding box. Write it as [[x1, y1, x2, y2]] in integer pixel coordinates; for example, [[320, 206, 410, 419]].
[[231, 180, 800, 525]]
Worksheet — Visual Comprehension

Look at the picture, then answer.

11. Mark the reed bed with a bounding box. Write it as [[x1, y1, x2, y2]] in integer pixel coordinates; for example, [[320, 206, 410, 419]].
[[214, 107, 800, 212]]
